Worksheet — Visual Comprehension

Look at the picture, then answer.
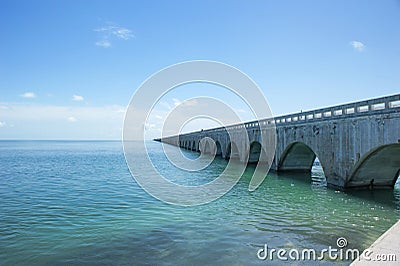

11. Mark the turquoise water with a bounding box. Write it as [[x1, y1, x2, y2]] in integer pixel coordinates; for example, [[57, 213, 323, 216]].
[[0, 141, 399, 265]]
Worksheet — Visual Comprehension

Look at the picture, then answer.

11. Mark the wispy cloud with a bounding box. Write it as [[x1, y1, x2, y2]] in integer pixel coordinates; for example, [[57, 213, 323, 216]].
[[72, 95, 84, 101], [350, 41, 365, 52], [95, 40, 111, 48], [94, 22, 134, 48], [0, 103, 126, 139], [160, 101, 172, 110], [160, 98, 199, 110], [145, 123, 156, 130], [116, 107, 126, 113], [172, 98, 181, 107], [0, 121, 5, 127], [183, 99, 198, 107], [20, 92, 36, 98], [67, 116, 77, 123]]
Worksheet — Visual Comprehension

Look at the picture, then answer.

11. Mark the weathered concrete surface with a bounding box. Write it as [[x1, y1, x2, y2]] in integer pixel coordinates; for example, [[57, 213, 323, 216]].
[[157, 94, 400, 189], [351, 219, 400, 265], [272, 111, 400, 188]]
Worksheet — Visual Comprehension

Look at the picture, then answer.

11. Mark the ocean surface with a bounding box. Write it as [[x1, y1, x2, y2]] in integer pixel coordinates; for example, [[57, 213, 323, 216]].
[[0, 140, 399, 265]]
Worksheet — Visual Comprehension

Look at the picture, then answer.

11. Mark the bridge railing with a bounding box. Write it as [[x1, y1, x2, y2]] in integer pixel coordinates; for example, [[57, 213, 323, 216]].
[[162, 94, 400, 138], [270, 93, 400, 127]]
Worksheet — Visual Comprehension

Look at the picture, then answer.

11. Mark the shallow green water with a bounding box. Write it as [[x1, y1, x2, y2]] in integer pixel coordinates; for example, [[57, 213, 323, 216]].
[[0, 141, 399, 265]]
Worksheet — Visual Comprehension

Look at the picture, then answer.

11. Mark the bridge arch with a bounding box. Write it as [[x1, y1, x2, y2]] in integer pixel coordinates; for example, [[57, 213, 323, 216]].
[[248, 141, 262, 163], [199, 138, 214, 154], [278, 142, 317, 172], [215, 141, 222, 157], [225, 141, 240, 160], [346, 144, 400, 188]]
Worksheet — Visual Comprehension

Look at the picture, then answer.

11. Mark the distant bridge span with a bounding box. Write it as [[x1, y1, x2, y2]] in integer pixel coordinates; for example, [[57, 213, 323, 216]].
[[156, 94, 400, 189]]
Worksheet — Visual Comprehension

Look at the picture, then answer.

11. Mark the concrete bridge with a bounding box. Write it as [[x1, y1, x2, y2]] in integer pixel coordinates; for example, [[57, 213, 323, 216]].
[[155, 94, 400, 189]]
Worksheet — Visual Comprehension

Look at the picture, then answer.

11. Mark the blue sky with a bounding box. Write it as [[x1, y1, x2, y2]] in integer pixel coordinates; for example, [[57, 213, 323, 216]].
[[1, 0, 399, 139]]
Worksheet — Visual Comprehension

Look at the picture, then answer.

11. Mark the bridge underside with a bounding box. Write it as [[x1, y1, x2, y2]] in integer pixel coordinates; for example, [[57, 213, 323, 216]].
[[278, 142, 316, 172], [346, 144, 400, 189], [175, 140, 400, 190], [248, 142, 262, 164]]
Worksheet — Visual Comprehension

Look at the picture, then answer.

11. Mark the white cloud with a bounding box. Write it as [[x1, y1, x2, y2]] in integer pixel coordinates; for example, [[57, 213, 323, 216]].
[[183, 99, 198, 106], [350, 41, 365, 52], [95, 40, 111, 48], [168, 98, 199, 108], [172, 98, 181, 107], [160, 101, 172, 110], [94, 23, 134, 48], [95, 25, 134, 40], [20, 92, 36, 98], [67, 116, 77, 122], [112, 28, 133, 40], [72, 95, 84, 101], [0, 104, 126, 139], [144, 97, 248, 139], [145, 123, 156, 130], [0, 121, 5, 127]]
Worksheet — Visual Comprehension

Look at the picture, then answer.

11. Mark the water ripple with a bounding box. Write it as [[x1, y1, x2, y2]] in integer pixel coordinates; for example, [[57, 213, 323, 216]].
[[0, 141, 399, 265]]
